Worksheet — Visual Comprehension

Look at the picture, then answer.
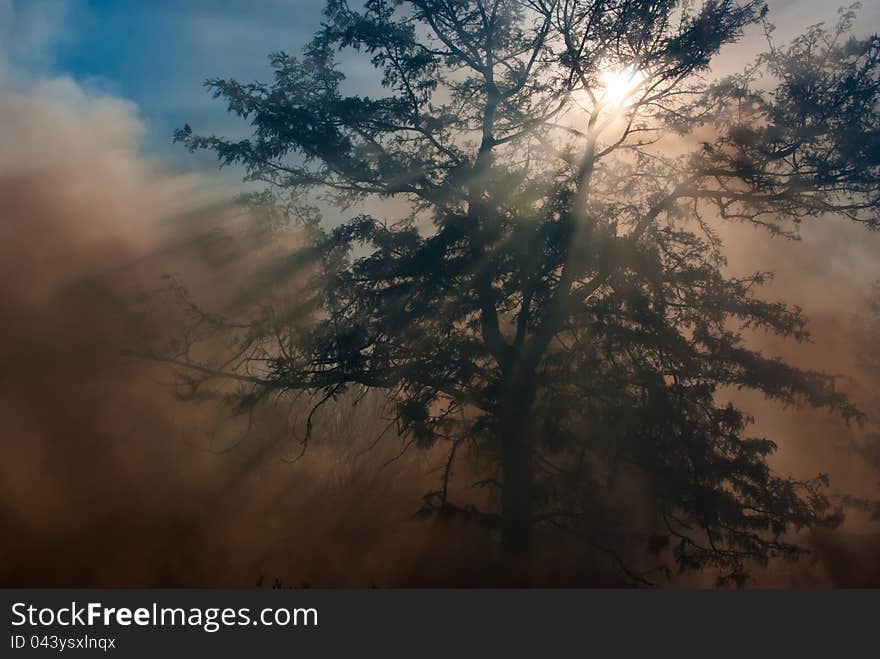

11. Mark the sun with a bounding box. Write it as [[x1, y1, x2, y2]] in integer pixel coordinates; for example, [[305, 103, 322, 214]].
[[598, 66, 644, 109]]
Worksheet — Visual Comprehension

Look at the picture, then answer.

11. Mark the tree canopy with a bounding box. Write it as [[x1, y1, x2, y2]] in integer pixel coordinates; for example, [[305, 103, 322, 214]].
[[172, 0, 880, 585]]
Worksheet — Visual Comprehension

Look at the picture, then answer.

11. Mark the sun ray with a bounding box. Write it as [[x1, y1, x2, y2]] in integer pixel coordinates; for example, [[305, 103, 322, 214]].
[[598, 66, 645, 109]]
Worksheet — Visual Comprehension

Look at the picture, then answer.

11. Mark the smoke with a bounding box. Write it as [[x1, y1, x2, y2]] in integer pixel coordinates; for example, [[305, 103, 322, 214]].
[[1, 70, 878, 586], [0, 77, 234, 585], [0, 77, 502, 587], [715, 215, 880, 586]]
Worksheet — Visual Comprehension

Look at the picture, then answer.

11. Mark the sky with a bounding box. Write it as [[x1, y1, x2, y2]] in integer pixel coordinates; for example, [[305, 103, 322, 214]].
[[2, 0, 878, 174], [0, 0, 327, 170]]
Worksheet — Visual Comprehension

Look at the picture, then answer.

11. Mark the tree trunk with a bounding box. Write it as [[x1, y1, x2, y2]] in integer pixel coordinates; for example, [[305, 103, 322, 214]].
[[501, 418, 532, 553], [500, 380, 535, 554]]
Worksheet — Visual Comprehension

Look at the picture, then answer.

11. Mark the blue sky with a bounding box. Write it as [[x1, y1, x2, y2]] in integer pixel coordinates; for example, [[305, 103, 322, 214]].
[[1, 0, 327, 169], [1, 0, 878, 174]]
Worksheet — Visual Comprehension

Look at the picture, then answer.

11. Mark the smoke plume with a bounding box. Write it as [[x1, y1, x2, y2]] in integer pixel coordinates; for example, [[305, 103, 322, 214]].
[[1, 75, 878, 587]]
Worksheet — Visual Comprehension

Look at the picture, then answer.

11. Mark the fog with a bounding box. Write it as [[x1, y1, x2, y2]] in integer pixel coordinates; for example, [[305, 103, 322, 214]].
[[1, 61, 878, 585]]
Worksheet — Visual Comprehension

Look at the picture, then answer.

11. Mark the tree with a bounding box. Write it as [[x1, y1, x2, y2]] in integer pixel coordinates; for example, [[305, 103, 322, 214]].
[[172, 1, 879, 584]]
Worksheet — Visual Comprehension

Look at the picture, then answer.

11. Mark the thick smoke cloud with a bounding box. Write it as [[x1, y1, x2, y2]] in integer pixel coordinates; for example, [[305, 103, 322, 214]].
[[0, 78, 491, 587], [0, 78, 245, 585], [717, 219, 880, 586], [1, 74, 877, 587]]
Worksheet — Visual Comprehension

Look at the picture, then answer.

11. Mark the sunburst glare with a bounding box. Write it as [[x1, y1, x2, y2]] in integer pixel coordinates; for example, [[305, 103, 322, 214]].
[[598, 66, 644, 109]]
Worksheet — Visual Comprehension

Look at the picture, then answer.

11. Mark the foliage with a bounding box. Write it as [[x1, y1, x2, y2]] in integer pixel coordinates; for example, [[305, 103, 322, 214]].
[[172, 1, 878, 584]]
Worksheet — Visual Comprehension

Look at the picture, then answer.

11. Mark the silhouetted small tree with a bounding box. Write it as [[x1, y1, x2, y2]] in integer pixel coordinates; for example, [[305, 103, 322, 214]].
[[173, 1, 879, 584]]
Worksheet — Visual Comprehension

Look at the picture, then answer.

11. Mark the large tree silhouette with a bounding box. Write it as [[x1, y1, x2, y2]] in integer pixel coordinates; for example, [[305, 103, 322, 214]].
[[173, 1, 879, 584]]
